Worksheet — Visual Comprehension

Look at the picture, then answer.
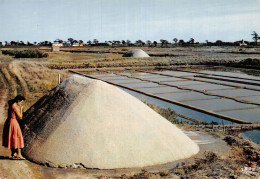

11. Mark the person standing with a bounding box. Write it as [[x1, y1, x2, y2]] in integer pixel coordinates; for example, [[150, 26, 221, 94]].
[[2, 95, 26, 159]]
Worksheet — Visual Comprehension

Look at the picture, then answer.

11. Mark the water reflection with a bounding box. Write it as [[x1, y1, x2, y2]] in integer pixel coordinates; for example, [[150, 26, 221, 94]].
[[240, 130, 260, 144], [121, 88, 233, 125], [87, 67, 260, 125]]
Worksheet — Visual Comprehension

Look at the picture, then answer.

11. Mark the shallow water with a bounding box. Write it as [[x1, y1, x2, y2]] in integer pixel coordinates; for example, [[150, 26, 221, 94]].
[[166, 80, 207, 86], [108, 78, 143, 84], [238, 96, 260, 103], [157, 91, 217, 101], [240, 130, 260, 144], [154, 71, 194, 77], [121, 87, 231, 125], [139, 86, 190, 94], [209, 89, 260, 97], [218, 108, 260, 123], [195, 77, 260, 89], [86, 67, 260, 142], [200, 70, 260, 81], [184, 98, 257, 112]]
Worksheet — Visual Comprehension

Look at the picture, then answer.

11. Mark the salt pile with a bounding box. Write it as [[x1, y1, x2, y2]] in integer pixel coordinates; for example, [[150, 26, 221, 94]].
[[22, 75, 199, 169], [123, 49, 150, 57]]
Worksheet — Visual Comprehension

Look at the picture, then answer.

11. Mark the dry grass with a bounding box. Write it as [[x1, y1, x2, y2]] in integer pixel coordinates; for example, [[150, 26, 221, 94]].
[[46, 51, 172, 69], [0, 60, 68, 110]]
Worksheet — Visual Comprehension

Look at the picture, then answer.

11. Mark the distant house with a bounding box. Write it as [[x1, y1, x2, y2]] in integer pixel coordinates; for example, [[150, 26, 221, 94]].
[[53, 43, 63, 47], [72, 43, 84, 47]]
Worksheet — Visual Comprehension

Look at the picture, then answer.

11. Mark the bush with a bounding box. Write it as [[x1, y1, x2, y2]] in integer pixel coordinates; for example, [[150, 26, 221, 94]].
[[238, 58, 260, 65], [3, 49, 48, 58], [2, 50, 16, 56]]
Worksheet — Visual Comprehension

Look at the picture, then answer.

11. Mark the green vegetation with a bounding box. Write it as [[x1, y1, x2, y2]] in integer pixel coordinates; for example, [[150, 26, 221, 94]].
[[238, 58, 260, 66], [3, 49, 48, 58]]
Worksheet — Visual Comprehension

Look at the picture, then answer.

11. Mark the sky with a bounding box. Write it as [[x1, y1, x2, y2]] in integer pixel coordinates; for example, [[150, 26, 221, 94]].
[[0, 0, 260, 43]]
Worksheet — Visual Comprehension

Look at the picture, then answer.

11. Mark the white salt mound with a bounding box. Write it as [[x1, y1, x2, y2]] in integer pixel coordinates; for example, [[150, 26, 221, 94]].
[[22, 75, 199, 169], [123, 49, 150, 57]]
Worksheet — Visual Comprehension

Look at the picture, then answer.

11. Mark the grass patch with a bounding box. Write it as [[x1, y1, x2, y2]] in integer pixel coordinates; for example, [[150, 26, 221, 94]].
[[3, 49, 48, 58]]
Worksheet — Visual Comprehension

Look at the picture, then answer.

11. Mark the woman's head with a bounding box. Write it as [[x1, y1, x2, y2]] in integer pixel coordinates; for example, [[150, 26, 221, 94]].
[[14, 95, 26, 104]]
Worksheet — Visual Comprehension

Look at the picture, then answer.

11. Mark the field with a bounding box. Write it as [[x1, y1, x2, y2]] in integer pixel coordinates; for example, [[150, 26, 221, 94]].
[[0, 46, 259, 178]]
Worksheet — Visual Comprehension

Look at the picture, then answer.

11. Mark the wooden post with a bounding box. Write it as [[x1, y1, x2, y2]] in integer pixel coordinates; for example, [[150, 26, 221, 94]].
[[58, 74, 61, 84], [222, 120, 225, 131]]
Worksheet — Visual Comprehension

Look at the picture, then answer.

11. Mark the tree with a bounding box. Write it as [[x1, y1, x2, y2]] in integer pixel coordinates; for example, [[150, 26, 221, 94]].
[[135, 40, 144, 47], [93, 39, 99, 44], [188, 38, 194, 44], [146, 40, 152, 47], [251, 31, 259, 45], [68, 38, 74, 45], [153, 41, 157, 47], [79, 40, 83, 44], [27, 41, 33, 46], [18, 41, 25, 45], [179, 39, 184, 45], [160, 39, 169, 47], [112, 40, 120, 45], [73, 40, 78, 44], [44, 41, 51, 46], [10, 41, 17, 45], [122, 40, 126, 46], [173, 38, 178, 45], [87, 40, 92, 45], [160, 39, 166, 47], [126, 40, 131, 46], [216, 40, 222, 46]]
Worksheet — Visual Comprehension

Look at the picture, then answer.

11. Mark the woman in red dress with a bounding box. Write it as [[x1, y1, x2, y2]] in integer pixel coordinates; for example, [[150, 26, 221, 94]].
[[2, 95, 26, 159]]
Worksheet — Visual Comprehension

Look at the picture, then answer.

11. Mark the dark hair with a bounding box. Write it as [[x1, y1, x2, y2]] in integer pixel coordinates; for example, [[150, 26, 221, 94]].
[[14, 95, 26, 102]]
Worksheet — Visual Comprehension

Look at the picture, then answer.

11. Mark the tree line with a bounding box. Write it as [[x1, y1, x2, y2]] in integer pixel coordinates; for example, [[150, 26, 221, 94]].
[[1, 31, 259, 47]]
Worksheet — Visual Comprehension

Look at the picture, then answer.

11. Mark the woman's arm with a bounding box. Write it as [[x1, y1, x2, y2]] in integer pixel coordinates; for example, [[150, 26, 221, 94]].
[[13, 103, 23, 120]]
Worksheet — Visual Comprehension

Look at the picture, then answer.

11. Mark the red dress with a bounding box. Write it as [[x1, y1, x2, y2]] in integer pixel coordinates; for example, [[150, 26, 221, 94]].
[[2, 105, 24, 149]]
